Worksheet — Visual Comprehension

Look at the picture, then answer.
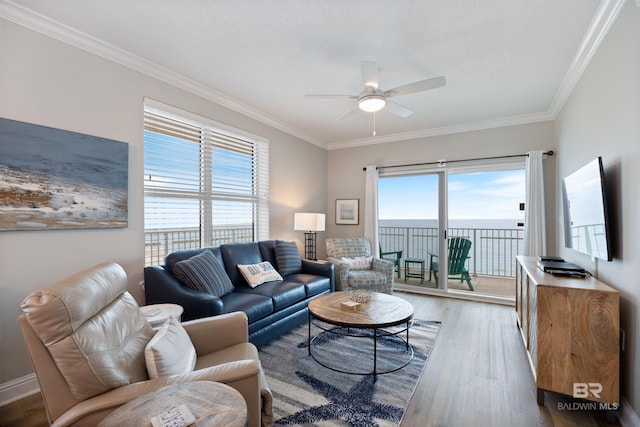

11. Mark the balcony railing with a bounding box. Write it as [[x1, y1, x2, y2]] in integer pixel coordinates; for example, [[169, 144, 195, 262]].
[[379, 226, 524, 278], [145, 226, 254, 266], [144, 225, 524, 278]]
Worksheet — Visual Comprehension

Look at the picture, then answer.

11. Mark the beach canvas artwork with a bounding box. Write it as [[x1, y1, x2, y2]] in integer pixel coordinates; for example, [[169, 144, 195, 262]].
[[0, 118, 128, 231]]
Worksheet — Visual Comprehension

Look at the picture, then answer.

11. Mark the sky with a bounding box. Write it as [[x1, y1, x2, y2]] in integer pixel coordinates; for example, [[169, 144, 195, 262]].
[[144, 129, 258, 229], [378, 169, 526, 220]]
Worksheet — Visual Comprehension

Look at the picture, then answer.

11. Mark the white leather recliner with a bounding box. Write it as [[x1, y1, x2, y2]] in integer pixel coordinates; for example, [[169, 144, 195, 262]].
[[18, 262, 272, 427]]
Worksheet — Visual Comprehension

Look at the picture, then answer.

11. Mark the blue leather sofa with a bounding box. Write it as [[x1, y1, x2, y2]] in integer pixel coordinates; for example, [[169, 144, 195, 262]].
[[144, 240, 334, 347]]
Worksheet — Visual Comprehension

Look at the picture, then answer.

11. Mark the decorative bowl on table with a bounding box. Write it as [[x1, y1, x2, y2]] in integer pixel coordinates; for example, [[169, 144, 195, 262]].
[[349, 289, 372, 303]]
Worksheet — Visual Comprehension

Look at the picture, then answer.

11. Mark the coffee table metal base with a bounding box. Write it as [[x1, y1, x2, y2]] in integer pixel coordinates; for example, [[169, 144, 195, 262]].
[[308, 318, 414, 381]]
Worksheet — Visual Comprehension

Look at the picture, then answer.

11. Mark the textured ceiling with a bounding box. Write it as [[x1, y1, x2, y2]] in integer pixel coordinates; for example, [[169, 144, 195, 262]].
[[3, 0, 620, 149]]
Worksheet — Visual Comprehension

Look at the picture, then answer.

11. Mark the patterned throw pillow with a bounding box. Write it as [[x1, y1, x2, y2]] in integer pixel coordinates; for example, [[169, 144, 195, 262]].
[[275, 240, 302, 275], [145, 317, 197, 379], [341, 256, 373, 270], [174, 250, 234, 297], [237, 261, 283, 288]]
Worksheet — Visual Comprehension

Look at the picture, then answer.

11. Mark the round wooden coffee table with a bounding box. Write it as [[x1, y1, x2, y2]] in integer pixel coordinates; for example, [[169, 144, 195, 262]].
[[98, 381, 247, 427], [307, 291, 414, 381]]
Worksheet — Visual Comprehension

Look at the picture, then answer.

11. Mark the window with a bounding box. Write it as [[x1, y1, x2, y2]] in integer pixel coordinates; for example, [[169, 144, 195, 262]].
[[143, 100, 269, 266]]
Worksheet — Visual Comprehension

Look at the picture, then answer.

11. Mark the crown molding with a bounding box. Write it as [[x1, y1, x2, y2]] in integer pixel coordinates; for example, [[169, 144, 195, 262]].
[[327, 111, 554, 150], [1, 0, 624, 152], [0, 1, 326, 149], [330, 0, 624, 151], [547, 0, 626, 117]]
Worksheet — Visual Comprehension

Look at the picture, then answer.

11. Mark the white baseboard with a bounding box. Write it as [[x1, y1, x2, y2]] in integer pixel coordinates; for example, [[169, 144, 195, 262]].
[[0, 374, 39, 406], [621, 397, 640, 427]]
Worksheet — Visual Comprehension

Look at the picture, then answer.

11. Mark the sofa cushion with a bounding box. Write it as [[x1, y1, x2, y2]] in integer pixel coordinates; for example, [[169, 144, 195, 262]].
[[238, 262, 283, 288], [165, 247, 223, 276], [258, 240, 278, 266], [145, 317, 197, 378], [234, 279, 307, 311], [274, 240, 302, 275], [174, 250, 234, 297], [286, 273, 331, 298], [221, 243, 264, 287], [20, 263, 154, 400], [221, 292, 274, 323]]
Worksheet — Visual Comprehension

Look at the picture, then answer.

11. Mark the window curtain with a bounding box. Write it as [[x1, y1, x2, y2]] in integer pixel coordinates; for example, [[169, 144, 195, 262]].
[[364, 165, 379, 257], [524, 150, 546, 256]]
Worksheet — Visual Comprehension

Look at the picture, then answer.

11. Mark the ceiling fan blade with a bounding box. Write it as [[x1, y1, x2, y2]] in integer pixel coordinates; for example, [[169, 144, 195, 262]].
[[304, 94, 358, 99], [385, 76, 446, 98], [385, 101, 413, 117], [337, 106, 360, 120], [361, 61, 379, 89]]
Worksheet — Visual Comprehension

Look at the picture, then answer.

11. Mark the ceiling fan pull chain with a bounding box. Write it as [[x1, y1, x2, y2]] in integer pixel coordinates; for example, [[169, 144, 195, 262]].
[[373, 112, 376, 136]]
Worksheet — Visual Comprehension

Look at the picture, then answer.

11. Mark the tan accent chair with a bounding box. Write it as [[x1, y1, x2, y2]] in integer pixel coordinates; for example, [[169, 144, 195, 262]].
[[18, 262, 272, 427]]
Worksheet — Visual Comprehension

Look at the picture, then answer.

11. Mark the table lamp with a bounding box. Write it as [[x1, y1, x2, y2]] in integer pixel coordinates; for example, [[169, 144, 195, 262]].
[[294, 213, 325, 260]]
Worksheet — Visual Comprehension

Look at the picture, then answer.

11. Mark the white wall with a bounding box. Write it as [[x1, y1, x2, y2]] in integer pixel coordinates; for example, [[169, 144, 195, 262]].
[[0, 19, 326, 393], [326, 121, 556, 246], [554, 2, 640, 418]]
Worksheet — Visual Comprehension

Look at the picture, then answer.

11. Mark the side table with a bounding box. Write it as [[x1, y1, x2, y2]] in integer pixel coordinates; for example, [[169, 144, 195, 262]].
[[98, 381, 247, 427], [404, 258, 425, 283], [140, 303, 184, 328]]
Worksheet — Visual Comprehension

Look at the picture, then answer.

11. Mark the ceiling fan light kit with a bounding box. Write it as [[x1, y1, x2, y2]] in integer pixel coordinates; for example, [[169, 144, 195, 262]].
[[358, 93, 386, 112]]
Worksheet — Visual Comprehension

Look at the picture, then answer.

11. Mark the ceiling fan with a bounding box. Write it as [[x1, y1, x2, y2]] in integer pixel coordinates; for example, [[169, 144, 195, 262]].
[[305, 61, 446, 118]]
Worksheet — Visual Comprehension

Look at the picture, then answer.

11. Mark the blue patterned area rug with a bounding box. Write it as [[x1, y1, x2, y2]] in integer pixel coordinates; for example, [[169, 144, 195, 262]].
[[259, 319, 441, 427]]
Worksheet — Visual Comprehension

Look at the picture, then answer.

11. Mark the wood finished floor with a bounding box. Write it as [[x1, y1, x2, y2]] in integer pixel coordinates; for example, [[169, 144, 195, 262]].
[[397, 292, 618, 427], [0, 292, 619, 427]]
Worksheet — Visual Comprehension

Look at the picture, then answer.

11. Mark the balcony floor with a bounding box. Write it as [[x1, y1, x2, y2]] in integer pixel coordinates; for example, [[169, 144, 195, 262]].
[[395, 269, 515, 299]]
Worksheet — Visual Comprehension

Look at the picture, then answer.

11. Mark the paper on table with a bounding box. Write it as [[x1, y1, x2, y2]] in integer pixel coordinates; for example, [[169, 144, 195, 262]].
[[150, 404, 195, 427]]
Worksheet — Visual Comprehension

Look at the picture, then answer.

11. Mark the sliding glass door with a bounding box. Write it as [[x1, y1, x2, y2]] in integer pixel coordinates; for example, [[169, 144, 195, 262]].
[[447, 168, 525, 298], [378, 170, 448, 290], [378, 162, 525, 300]]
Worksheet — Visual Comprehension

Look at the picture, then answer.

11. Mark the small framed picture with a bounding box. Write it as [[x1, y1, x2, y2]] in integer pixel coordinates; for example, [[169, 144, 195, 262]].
[[335, 199, 359, 225]]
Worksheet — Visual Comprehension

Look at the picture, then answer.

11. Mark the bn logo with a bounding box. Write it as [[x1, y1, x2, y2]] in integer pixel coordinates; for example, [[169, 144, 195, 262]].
[[573, 383, 602, 399]]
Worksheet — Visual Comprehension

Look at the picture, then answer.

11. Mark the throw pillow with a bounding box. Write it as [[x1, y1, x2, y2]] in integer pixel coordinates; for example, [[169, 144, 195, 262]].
[[341, 256, 373, 270], [173, 250, 234, 297], [145, 317, 197, 379], [275, 240, 302, 275], [238, 261, 283, 288]]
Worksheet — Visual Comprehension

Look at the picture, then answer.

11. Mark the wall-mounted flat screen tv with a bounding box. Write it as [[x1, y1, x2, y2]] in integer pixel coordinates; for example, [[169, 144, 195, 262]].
[[562, 156, 612, 261]]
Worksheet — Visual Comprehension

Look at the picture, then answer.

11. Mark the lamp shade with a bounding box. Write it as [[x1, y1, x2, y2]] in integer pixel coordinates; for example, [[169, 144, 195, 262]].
[[294, 213, 325, 232]]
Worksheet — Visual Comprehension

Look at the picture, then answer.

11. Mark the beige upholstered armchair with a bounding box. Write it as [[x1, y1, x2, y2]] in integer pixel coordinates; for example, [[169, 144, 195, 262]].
[[326, 237, 395, 294], [18, 262, 272, 427]]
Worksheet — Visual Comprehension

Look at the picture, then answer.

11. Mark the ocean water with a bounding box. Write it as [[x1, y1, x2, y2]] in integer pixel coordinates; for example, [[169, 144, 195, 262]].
[[379, 218, 524, 230]]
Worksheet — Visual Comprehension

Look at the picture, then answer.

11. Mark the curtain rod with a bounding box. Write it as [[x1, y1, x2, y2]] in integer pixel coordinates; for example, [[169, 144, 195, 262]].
[[362, 150, 554, 171]]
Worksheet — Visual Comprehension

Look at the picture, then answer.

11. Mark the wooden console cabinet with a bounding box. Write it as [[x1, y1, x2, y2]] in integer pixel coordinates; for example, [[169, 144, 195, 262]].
[[515, 256, 619, 406]]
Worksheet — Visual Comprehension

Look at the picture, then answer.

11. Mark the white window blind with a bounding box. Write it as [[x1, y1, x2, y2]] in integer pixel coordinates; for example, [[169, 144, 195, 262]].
[[143, 102, 269, 266]]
